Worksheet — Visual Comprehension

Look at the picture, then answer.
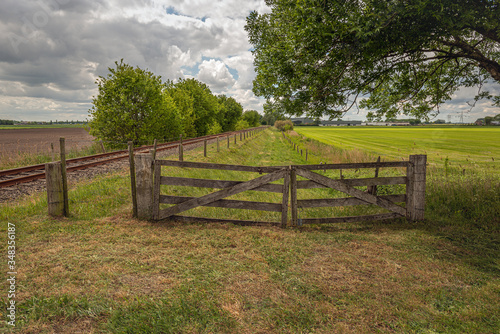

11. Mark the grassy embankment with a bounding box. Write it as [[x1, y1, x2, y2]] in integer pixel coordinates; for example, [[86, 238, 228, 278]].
[[0, 128, 498, 333]]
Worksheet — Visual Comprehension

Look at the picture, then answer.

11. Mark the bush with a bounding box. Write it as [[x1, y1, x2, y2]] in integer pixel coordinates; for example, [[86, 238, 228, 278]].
[[274, 120, 294, 131]]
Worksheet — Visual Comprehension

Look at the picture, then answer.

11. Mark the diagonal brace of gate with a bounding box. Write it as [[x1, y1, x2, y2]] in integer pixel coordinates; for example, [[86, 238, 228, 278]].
[[159, 168, 287, 219], [295, 168, 406, 217]]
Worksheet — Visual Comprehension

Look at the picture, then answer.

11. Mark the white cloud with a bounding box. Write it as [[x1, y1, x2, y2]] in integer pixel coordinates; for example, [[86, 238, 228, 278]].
[[197, 59, 236, 91]]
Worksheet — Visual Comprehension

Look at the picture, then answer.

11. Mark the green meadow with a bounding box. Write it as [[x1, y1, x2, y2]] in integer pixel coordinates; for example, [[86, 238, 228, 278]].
[[294, 126, 500, 174]]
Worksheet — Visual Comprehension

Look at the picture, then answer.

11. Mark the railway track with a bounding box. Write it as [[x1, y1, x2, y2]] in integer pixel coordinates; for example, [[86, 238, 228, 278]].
[[0, 129, 261, 189]]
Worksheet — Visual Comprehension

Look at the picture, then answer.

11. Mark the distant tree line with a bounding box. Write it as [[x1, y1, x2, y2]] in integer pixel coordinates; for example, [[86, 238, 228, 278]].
[[89, 60, 260, 147], [0, 120, 14, 125]]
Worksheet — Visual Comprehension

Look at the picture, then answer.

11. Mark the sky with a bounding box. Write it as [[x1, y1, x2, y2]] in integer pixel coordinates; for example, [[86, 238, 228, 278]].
[[0, 0, 498, 123]]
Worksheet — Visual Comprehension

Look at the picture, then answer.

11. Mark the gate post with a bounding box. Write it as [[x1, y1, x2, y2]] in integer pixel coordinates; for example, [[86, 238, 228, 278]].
[[281, 167, 291, 227], [407, 155, 427, 221], [290, 166, 298, 226], [135, 154, 154, 220]]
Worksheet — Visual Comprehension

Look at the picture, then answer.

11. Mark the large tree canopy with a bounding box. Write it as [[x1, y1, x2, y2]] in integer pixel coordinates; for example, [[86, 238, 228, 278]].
[[89, 60, 167, 146], [246, 0, 500, 120]]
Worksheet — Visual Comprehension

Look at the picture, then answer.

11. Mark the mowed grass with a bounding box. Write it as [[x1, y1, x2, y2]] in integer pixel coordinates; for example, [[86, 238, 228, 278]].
[[294, 126, 500, 174], [0, 129, 499, 333]]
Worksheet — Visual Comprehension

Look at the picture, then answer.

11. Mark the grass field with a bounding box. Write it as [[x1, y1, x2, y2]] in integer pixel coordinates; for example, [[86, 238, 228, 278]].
[[293, 126, 500, 175], [0, 128, 499, 333]]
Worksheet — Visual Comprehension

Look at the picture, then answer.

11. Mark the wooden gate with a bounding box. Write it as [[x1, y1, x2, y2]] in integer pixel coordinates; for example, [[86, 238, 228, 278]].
[[152, 160, 290, 226], [134, 155, 426, 225]]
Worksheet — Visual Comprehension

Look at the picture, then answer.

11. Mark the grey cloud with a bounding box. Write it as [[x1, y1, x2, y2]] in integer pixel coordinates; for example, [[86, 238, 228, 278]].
[[0, 0, 269, 121]]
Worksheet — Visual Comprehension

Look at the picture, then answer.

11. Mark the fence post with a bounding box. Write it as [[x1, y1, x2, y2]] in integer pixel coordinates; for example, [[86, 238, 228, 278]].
[[50, 143, 55, 161], [234, 134, 237, 144], [367, 156, 380, 195], [179, 134, 184, 162], [128, 142, 138, 218], [151, 139, 157, 160], [59, 138, 69, 216], [45, 162, 64, 216], [407, 155, 427, 221], [135, 154, 154, 220], [217, 136, 220, 152], [227, 135, 230, 148], [100, 140, 106, 153], [204, 139, 207, 157]]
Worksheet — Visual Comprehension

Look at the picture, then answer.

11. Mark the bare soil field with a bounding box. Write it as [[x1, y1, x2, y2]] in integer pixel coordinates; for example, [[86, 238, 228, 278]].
[[0, 127, 95, 157]]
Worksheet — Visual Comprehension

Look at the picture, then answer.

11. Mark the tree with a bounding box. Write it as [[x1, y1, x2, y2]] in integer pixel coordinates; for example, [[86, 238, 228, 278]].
[[89, 60, 168, 146], [242, 110, 261, 127], [261, 101, 285, 126], [246, 0, 500, 120], [165, 82, 197, 138], [171, 79, 219, 136], [235, 119, 250, 131], [217, 95, 243, 132]]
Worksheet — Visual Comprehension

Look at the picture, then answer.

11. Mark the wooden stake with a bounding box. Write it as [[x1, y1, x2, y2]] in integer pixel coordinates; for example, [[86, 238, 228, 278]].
[[204, 139, 207, 157], [367, 156, 380, 195], [152, 139, 157, 160], [51, 143, 55, 161], [179, 134, 184, 162]]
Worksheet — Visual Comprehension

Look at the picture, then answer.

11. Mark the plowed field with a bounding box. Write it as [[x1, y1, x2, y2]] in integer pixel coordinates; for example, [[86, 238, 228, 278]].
[[0, 127, 95, 157]]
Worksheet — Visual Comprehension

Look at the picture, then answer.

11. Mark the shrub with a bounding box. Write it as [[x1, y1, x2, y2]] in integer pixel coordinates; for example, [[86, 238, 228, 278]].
[[274, 120, 294, 131]]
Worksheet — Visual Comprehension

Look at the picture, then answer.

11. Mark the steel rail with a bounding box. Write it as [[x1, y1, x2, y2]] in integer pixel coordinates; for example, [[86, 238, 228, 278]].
[[0, 128, 263, 188]]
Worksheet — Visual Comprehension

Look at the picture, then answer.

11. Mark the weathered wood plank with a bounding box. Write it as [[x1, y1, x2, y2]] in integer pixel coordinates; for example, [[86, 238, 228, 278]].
[[159, 195, 282, 212], [160, 176, 284, 193], [157, 160, 283, 173], [297, 194, 406, 208], [297, 161, 409, 170], [296, 176, 407, 189], [162, 215, 281, 226], [300, 213, 402, 225], [295, 168, 406, 216], [159, 169, 286, 219]]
